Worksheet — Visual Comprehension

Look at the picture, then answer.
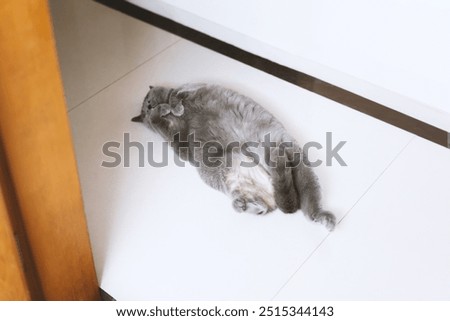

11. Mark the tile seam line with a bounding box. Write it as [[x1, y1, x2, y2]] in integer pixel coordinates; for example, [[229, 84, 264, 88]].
[[336, 136, 415, 226], [269, 136, 416, 300], [67, 38, 183, 113]]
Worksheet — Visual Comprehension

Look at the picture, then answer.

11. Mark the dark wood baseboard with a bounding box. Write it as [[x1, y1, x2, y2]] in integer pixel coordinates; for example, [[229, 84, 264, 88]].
[[100, 288, 116, 301], [95, 0, 449, 149]]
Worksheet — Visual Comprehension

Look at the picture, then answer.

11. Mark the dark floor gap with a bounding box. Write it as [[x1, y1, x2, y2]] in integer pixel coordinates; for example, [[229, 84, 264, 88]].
[[100, 288, 116, 301]]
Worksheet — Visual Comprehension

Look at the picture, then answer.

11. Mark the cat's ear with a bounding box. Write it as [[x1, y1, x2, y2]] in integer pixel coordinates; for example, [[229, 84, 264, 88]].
[[172, 101, 184, 116], [149, 85, 154, 90]]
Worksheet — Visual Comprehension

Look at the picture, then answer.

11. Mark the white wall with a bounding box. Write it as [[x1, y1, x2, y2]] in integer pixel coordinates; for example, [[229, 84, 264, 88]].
[[129, 0, 450, 131]]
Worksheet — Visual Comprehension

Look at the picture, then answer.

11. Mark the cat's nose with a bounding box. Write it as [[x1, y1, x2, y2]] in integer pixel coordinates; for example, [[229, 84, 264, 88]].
[[131, 115, 143, 123]]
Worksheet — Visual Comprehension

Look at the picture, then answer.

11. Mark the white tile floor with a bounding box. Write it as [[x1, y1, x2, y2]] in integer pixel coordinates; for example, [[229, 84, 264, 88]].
[[53, 0, 450, 300]]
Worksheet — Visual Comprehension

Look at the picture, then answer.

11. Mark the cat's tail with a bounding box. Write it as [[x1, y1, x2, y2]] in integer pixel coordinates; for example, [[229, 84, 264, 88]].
[[292, 157, 336, 231]]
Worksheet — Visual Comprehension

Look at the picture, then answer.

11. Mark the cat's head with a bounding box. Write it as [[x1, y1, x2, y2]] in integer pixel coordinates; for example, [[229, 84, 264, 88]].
[[131, 85, 174, 123]]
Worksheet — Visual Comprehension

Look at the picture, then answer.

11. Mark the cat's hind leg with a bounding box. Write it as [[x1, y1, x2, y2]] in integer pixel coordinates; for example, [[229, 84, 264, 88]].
[[265, 146, 300, 213], [226, 159, 276, 215], [231, 191, 272, 215], [272, 162, 299, 213], [197, 164, 271, 214]]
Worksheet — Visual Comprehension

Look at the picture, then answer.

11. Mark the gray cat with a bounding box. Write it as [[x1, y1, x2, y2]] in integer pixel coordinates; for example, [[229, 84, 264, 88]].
[[132, 83, 336, 231]]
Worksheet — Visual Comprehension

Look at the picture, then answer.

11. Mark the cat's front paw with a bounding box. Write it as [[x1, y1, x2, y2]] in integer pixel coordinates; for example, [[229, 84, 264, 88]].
[[172, 101, 184, 116], [156, 102, 184, 117], [158, 104, 171, 117]]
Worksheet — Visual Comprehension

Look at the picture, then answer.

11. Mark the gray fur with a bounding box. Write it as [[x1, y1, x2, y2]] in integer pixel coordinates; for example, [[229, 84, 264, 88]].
[[133, 83, 336, 231]]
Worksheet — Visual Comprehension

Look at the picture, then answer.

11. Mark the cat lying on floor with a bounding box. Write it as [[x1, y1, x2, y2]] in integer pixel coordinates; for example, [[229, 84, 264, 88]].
[[132, 83, 336, 231]]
